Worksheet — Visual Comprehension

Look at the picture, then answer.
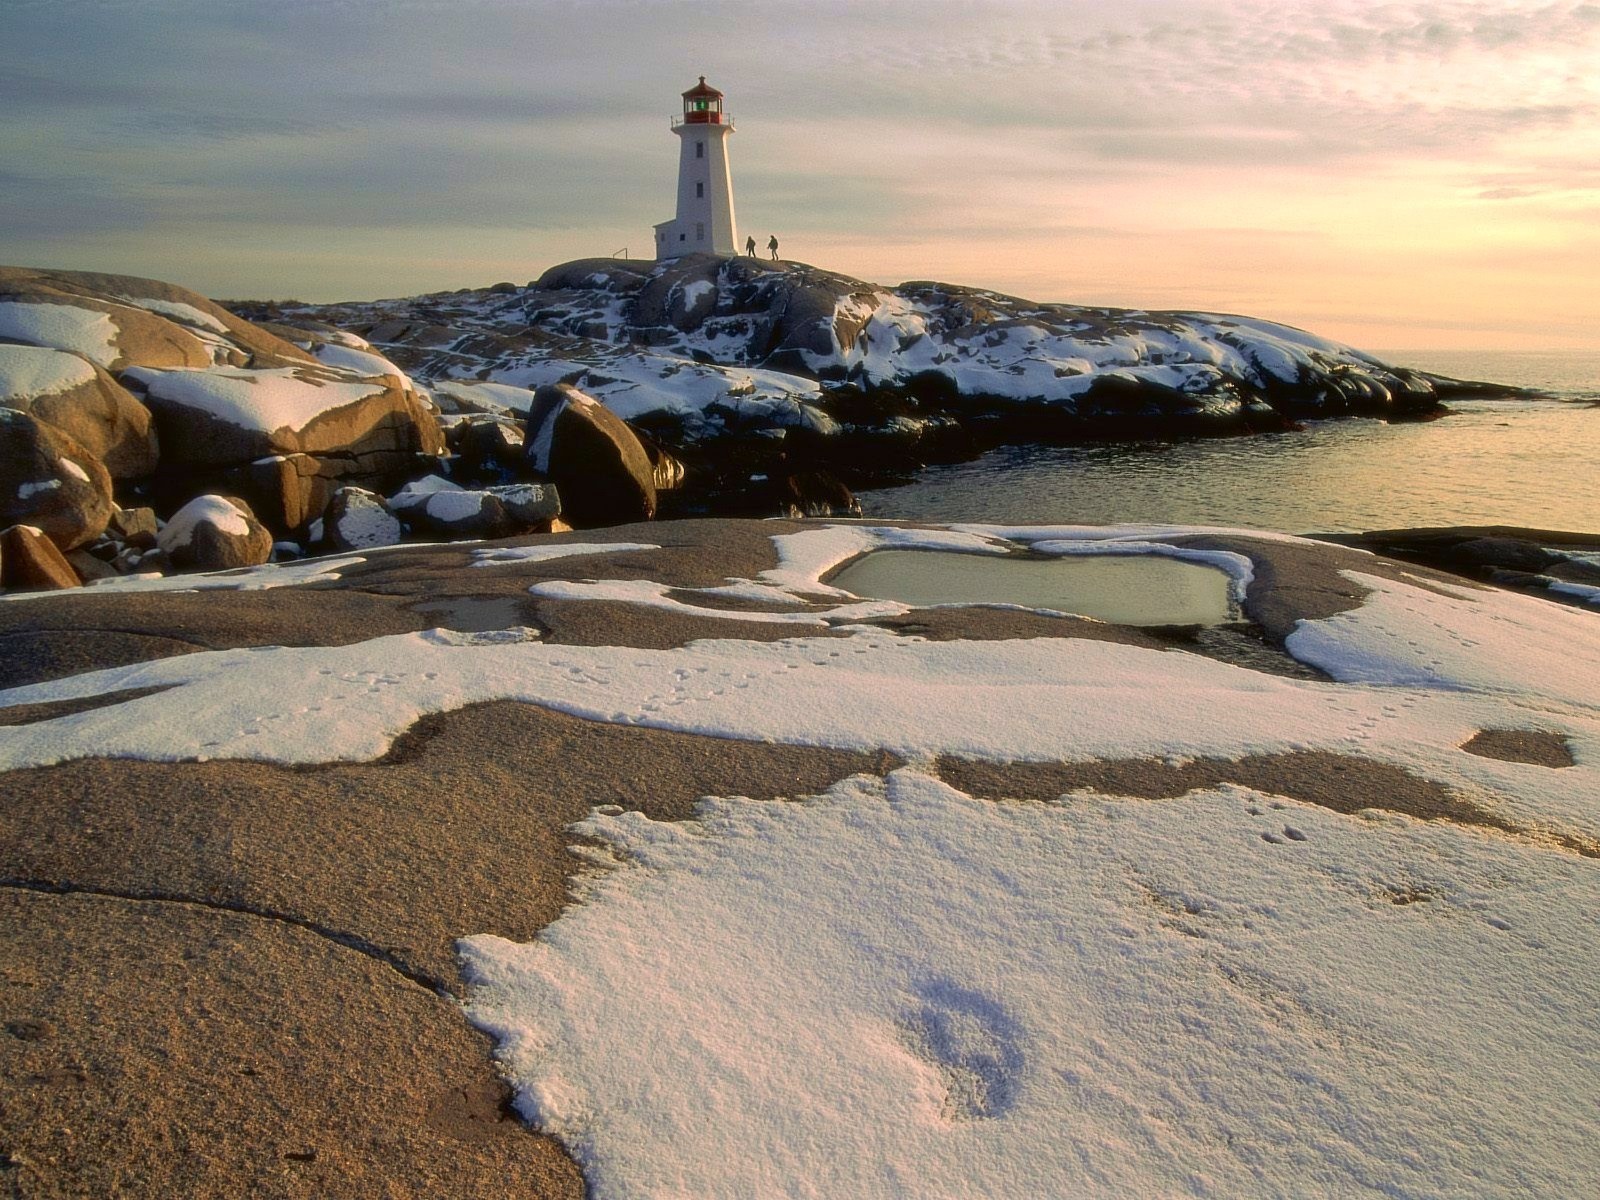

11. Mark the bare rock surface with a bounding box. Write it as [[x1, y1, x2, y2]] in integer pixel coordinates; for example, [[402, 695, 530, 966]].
[[0, 411, 115, 550], [0, 525, 81, 592], [1, 515, 1594, 1196]]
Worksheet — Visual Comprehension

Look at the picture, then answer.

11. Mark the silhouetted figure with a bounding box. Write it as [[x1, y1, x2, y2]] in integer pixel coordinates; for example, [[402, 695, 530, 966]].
[[745, 235, 756, 256], [768, 234, 779, 261]]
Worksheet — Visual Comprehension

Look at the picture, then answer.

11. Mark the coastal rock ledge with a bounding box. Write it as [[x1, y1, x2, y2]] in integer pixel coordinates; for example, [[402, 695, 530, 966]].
[[1, 259, 1528, 593], [0, 519, 1596, 1197]]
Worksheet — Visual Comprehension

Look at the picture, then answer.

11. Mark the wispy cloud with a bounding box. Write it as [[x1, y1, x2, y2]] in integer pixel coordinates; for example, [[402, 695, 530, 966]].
[[1, 0, 1596, 346]]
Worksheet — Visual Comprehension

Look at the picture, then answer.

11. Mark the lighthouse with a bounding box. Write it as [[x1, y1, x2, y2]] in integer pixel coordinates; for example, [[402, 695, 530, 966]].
[[653, 77, 738, 258]]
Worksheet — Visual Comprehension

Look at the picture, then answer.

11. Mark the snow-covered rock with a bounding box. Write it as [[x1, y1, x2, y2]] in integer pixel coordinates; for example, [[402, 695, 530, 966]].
[[157, 494, 272, 571], [123, 362, 443, 472], [0, 343, 159, 480], [323, 486, 403, 552]]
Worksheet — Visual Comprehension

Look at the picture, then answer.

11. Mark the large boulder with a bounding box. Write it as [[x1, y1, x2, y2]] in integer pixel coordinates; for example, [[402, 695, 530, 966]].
[[0, 410, 115, 550], [0, 524, 81, 592], [323, 487, 403, 552], [524, 383, 656, 527], [123, 362, 444, 481], [157, 494, 273, 572], [0, 343, 159, 479]]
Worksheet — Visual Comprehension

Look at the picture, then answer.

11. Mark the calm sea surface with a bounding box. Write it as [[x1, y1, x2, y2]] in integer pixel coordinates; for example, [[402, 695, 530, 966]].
[[858, 350, 1600, 535]]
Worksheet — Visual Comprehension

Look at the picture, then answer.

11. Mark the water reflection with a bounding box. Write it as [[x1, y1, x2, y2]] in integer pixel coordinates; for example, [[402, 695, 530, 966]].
[[862, 401, 1597, 534], [829, 550, 1235, 626]]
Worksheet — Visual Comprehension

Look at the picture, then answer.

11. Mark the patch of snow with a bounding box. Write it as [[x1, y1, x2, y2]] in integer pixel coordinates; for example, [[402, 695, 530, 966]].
[[0, 344, 97, 401], [122, 365, 387, 434], [1548, 580, 1600, 607], [680, 279, 714, 308], [330, 491, 401, 549], [0, 553, 362, 603], [1287, 571, 1600, 711], [471, 543, 660, 567], [528, 578, 909, 626], [0, 302, 118, 367], [431, 379, 538, 415], [388, 474, 461, 511], [112, 296, 229, 334], [423, 491, 487, 525], [311, 341, 416, 391], [16, 480, 62, 499], [462, 768, 1600, 1200]]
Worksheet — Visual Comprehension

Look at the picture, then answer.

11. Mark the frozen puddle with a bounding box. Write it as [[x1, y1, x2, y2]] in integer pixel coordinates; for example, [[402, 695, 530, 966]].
[[829, 549, 1236, 625]]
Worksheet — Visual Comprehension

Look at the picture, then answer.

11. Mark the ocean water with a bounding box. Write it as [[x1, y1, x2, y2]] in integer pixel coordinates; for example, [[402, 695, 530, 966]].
[[859, 350, 1600, 535]]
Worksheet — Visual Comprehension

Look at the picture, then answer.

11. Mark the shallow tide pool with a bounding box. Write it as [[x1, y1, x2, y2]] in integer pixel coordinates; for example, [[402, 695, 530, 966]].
[[828, 549, 1235, 626]]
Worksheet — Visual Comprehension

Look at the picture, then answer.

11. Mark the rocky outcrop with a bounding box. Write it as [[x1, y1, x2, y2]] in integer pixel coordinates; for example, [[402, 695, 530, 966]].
[[123, 363, 444, 473], [524, 383, 656, 527], [157, 494, 273, 571], [0, 266, 447, 586], [0, 410, 115, 550], [239, 255, 1527, 523]]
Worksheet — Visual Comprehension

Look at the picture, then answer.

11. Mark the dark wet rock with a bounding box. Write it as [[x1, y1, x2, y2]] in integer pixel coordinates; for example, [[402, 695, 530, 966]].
[[770, 469, 861, 519], [66, 547, 120, 583], [450, 415, 526, 479], [215, 452, 333, 537]]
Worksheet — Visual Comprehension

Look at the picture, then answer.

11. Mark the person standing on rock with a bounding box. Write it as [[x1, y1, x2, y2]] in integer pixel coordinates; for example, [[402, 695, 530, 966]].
[[745, 235, 757, 257], [768, 234, 779, 261]]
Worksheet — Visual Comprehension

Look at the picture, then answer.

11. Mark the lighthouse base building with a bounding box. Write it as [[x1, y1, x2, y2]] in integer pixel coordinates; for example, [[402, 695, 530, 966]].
[[655, 77, 738, 259]]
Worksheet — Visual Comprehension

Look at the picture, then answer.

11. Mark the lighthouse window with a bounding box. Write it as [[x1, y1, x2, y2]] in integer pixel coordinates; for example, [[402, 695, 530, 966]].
[[696, 182, 704, 198], [696, 222, 705, 241], [696, 142, 704, 159]]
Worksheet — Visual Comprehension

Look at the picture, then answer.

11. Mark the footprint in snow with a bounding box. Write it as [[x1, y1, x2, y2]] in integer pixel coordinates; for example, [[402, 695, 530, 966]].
[[901, 978, 1024, 1121]]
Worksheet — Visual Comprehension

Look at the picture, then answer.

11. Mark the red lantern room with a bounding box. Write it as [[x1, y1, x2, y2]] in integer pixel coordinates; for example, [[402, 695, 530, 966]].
[[681, 76, 728, 125]]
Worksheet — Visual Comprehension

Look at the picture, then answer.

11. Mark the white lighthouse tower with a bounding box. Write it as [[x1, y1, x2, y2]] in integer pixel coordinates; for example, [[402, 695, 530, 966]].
[[653, 77, 738, 258]]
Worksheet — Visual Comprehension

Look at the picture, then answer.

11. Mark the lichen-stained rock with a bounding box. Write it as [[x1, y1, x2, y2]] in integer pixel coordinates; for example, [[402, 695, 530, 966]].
[[0, 523, 81, 591], [324, 486, 403, 552], [0, 343, 160, 479], [0, 410, 115, 550], [525, 383, 656, 528], [123, 363, 445, 471], [157, 494, 273, 571]]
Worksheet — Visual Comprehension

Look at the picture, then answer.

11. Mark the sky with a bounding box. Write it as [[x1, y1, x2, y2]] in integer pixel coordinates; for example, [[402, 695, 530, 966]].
[[3, 0, 1597, 351]]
